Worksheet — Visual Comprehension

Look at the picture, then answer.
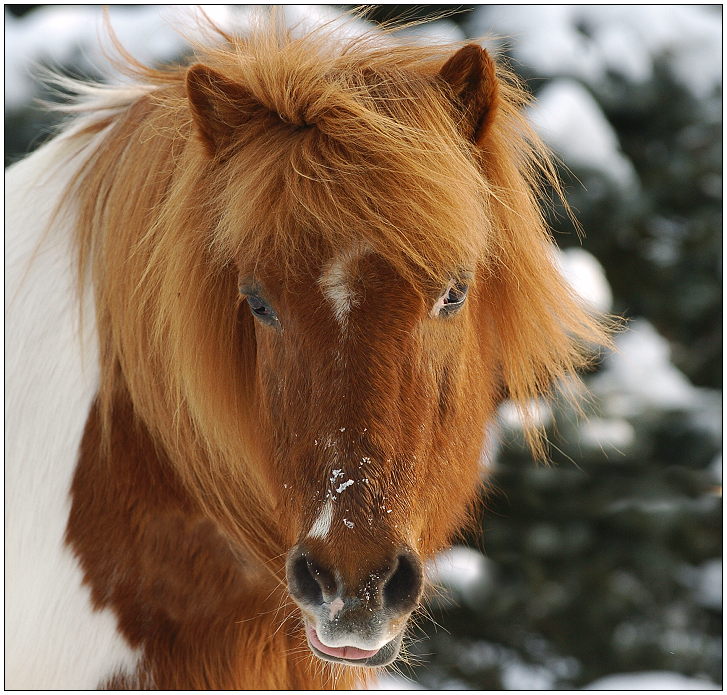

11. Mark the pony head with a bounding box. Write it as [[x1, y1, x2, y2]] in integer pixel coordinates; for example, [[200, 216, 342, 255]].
[[185, 36, 508, 666], [71, 19, 608, 670]]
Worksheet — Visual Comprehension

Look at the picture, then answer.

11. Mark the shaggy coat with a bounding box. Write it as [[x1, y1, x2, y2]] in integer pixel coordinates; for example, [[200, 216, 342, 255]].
[[6, 15, 609, 689]]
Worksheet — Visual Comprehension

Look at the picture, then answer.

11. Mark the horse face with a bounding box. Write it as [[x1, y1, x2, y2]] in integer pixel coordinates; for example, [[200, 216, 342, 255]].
[[185, 41, 507, 667], [238, 247, 500, 666]]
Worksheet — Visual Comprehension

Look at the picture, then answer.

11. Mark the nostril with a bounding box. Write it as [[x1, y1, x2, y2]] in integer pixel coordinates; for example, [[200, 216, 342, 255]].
[[290, 555, 323, 604], [383, 552, 423, 612], [288, 550, 337, 606]]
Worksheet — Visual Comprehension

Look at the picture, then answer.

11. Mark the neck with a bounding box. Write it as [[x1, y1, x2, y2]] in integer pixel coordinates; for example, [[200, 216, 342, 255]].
[[67, 386, 363, 688]]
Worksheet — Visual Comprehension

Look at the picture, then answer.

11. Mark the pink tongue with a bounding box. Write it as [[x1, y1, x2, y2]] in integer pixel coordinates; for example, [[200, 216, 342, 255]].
[[307, 626, 379, 660]]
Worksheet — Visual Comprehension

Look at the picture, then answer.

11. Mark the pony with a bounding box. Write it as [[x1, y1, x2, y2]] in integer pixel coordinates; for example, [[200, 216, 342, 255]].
[[5, 12, 609, 689]]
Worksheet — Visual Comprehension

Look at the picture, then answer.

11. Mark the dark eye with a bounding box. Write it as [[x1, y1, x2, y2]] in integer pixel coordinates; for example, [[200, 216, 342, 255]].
[[436, 281, 468, 316], [443, 282, 468, 307], [245, 294, 280, 327]]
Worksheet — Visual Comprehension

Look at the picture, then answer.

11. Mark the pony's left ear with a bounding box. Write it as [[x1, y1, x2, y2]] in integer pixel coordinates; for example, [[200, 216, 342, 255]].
[[438, 44, 499, 144], [186, 63, 253, 157]]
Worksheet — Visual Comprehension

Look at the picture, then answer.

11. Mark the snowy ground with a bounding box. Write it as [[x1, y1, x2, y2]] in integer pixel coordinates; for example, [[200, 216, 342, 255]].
[[376, 666, 720, 690]]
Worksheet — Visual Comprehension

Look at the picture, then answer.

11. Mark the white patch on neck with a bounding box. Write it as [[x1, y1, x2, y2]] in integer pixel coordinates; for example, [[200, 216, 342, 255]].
[[6, 136, 142, 688], [307, 498, 334, 539], [319, 246, 369, 325]]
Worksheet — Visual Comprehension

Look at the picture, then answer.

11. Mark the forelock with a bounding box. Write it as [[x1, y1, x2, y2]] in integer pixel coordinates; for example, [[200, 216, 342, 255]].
[[205, 27, 492, 286]]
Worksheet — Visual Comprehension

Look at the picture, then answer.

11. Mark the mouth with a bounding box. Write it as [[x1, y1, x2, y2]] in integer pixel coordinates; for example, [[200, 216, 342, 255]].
[[304, 622, 404, 667]]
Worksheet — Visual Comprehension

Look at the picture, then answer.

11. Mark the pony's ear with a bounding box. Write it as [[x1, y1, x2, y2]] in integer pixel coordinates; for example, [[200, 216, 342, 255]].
[[439, 44, 499, 144], [186, 64, 253, 157]]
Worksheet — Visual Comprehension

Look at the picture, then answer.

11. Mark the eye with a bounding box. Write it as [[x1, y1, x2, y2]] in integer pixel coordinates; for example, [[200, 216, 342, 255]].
[[443, 282, 468, 309], [431, 281, 469, 318], [244, 292, 280, 327]]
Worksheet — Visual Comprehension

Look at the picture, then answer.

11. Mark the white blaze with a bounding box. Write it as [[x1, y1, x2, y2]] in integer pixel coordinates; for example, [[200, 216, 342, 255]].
[[308, 498, 334, 539], [319, 246, 369, 325]]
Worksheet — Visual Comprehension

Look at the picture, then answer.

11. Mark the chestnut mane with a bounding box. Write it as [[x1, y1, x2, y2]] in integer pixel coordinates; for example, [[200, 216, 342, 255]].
[[52, 8, 608, 620]]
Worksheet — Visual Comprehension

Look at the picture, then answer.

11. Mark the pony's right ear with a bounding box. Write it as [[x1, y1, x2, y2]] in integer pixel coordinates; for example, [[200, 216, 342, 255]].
[[186, 64, 252, 157], [439, 44, 499, 144]]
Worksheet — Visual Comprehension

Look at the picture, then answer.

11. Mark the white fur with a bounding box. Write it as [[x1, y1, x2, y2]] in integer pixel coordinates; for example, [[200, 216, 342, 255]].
[[327, 597, 344, 620], [319, 246, 368, 325], [6, 132, 141, 686], [307, 498, 334, 539]]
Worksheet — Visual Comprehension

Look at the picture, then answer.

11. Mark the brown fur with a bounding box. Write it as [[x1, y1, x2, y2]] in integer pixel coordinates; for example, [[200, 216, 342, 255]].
[[71, 392, 360, 689], [54, 12, 611, 688]]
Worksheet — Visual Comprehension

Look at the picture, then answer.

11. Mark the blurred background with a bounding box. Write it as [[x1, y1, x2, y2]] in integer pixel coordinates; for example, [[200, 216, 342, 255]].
[[5, 5, 721, 690]]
